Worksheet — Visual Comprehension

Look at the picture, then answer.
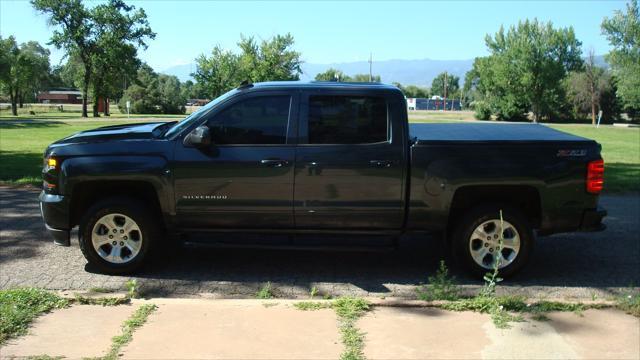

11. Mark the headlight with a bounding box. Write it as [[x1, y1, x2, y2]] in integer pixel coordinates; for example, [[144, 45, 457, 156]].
[[45, 157, 57, 171], [43, 155, 60, 193]]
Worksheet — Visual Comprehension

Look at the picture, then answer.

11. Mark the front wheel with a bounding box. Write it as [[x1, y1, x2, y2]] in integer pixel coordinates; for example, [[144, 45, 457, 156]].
[[452, 205, 534, 278], [79, 198, 159, 274]]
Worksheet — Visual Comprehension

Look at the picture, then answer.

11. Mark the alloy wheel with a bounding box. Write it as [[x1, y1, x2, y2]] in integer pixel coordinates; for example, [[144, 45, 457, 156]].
[[91, 213, 143, 264], [468, 219, 521, 270]]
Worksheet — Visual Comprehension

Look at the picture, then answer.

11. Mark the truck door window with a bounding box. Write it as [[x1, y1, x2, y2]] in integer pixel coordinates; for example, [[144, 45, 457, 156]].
[[308, 96, 387, 144], [206, 96, 291, 144]]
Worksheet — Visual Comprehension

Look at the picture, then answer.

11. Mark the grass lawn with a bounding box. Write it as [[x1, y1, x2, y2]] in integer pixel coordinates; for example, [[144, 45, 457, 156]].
[[547, 124, 640, 193], [0, 118, 163, 185], [1, 114, 638, 193], [409, 110, 476, 122]]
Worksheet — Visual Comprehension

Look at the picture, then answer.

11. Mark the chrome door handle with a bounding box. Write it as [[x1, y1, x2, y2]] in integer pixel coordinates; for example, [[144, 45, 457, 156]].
[[369, 160, 394, 168], [260, 159, 289, 167]]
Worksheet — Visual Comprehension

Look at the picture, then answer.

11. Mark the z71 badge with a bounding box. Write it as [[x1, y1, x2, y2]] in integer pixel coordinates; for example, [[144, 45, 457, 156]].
[[557, 149, 587, 157]]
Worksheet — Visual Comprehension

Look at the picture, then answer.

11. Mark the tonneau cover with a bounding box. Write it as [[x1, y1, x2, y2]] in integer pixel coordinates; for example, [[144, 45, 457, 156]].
[[409, 123, 593, 144]]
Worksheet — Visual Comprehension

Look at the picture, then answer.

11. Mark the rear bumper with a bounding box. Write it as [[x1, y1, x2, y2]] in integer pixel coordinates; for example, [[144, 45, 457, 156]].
[[39, 191, 71, 246], [579, 206, 607, 232]]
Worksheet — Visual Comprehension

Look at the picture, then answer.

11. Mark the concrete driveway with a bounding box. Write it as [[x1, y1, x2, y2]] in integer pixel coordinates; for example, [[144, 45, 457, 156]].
[[1, 186, 638, 299]]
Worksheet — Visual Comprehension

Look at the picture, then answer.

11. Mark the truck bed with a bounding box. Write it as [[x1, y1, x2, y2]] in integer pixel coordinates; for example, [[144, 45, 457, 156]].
[[409, 123, 594, 144]]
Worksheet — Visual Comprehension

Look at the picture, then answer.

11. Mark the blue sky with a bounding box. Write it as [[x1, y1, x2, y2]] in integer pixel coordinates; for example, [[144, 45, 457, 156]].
[[0, 0, 626, 71]]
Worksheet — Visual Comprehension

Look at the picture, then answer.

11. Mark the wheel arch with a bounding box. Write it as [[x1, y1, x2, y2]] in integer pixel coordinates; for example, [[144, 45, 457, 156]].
[[69, 180, 166, 229], [447, 185, 542, 233]]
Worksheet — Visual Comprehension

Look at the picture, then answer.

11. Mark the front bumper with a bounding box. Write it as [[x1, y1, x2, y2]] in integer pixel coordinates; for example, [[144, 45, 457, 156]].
[[579, 206, 607, 232], [39, 191, 71, 246]]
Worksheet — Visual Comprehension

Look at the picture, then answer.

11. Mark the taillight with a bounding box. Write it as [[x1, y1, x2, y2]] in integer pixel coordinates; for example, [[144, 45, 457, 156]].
[[586, 159, 604, 194]]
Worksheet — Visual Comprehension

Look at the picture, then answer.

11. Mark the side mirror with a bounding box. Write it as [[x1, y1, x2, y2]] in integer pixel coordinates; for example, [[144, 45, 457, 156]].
[[184, 126, 211, 147]]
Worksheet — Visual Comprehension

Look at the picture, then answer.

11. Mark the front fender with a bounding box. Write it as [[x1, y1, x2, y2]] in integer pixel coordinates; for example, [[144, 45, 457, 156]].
[[59, 155, 174, 217]]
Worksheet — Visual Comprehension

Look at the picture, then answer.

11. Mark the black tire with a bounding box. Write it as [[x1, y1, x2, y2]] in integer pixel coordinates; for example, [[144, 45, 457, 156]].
[[79, 197, 160, 275], [451, 205, 534, 279]]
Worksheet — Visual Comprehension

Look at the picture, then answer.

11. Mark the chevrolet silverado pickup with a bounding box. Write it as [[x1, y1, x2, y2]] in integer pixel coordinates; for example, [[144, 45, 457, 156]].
[[39, 81, 607, 276]]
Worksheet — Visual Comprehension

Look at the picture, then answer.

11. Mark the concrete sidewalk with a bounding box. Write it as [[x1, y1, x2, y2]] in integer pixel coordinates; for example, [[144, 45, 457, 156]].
[[1, 299, 638, 360]]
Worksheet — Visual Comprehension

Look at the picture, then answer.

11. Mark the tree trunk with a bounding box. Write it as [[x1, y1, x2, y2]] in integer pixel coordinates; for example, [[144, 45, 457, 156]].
[[590, 82, 596, 126], [92, 88, 99, 117], [9, 91, 17, 116], [18, 93, 23, 108], [82, 68, 90, 118], [82, 83, 89, 118], [103, 98, 110, 116]]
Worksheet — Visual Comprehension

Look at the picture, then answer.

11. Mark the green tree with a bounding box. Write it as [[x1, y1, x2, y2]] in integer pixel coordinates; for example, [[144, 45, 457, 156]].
[[88, 1, 153, 116], [118, 64, 185, 114], [314, 70, 380, 83], [54, 54, 85, 90], [351, 73, 381, 82], [466, 55, 529, 120], [32, 0, 154, 117], [601, 0, 640, 118], [194, 33, 302, 98], [431, 72, 459, 99], [468, 19, 583, 122], [315, 68, 351, 81], [0, 36, 21, 115], [0, 37, 50, 115], [463, 59, 485, 108], [156, 74, 186, 114], [181, 80, 195, 100], [393, 82, 430, 98], [180, 80, 208, 100], [193, 46, 240, 98], [564, 55, 619, 124], [31, 0, 94, 117], [118, 64, 155, 114], [237, 33, 302, 82], [16, 41, 51, 106], [47, 63, 76, 88], [90, 43, 139, 116]]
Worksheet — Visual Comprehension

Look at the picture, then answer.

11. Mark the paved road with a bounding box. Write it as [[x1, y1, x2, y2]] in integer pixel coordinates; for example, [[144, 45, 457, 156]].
[[1, 187, 638, 299]]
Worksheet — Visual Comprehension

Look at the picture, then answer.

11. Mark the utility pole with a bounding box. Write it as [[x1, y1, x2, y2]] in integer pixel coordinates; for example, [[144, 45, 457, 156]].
[[368, 53, 373, 82], [443, 71, 448, 112]]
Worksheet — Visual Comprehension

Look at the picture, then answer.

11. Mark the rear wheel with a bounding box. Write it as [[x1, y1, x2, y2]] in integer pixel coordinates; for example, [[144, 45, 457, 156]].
[[79, 198, 159, 274], [452, 205, 533, 278]]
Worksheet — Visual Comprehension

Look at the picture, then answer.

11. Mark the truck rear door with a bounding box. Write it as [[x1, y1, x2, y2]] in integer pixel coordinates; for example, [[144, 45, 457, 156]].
[[294, 91, 407, 230]]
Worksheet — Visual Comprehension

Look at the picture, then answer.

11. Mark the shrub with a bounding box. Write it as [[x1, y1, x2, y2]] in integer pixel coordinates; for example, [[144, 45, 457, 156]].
[[473, 100, 492, 120]]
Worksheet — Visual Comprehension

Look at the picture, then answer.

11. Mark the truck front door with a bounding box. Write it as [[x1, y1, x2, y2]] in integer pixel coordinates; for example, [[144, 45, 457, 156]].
[[173, 91, 297, 229], [294, 92, 407, 229]]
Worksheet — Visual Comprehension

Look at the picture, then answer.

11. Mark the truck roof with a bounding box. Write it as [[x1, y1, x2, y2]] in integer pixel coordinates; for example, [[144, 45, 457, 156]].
[[243, 81, 402, 92]]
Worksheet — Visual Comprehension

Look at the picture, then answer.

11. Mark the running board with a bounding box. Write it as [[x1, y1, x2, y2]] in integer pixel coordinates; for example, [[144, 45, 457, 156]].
[[181, 231, 398, 252], [182, 240, 396, 252]]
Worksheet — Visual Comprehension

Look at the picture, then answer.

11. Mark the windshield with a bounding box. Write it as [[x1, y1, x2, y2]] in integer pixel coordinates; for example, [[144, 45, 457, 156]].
[[163, 88, 240, 138]]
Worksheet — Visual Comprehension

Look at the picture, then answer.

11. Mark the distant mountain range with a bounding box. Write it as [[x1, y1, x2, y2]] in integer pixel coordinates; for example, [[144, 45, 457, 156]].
[[160, 55, 607, 87]]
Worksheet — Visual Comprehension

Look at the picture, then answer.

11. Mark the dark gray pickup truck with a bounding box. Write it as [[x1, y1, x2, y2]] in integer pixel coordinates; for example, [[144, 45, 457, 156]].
[[39, 81, 606, 277]]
